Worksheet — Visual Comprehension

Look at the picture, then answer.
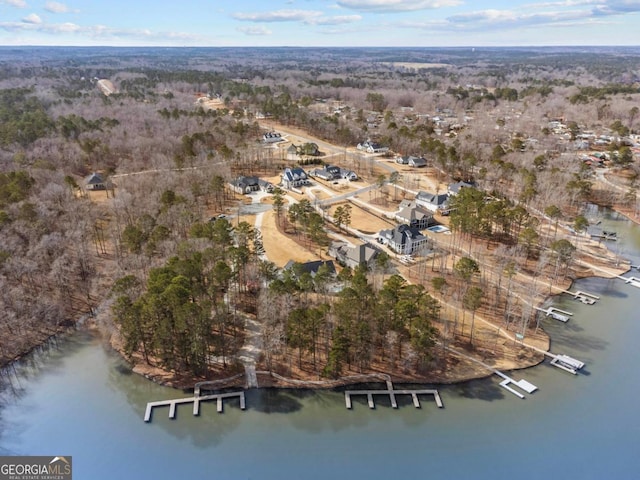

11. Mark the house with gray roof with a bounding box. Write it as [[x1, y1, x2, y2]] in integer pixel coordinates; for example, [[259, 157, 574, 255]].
[[230, 176, 274, 194], [281, 167, 309, 190], [262, 132, 283, 144], [357, 140, 389, 154], [415, 191, 450, 213], [447, 181, 474, 196], [395, 204, 434, 229], [230, 176, 260, 194], [378, 224, 429, 255], [408, 156, 427, 168], [395, 155, 427, 167], [311, 165, 341, 180], [328, 241, 380, 269], [85, 172, 106, 190], [310, 165, 358, 182], [284, 260, 336, 278]]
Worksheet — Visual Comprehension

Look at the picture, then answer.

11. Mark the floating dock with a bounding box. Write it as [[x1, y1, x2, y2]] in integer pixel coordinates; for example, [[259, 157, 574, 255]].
[[622, 276, 640, 288], [493, 370, 538, 399], [498, 378, 538, 399], [144, 391, 245, 422], [345, 380, 443, 410]]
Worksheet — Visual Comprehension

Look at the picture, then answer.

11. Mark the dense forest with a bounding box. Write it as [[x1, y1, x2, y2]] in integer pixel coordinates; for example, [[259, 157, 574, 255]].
[[0, 46, 638, 382]]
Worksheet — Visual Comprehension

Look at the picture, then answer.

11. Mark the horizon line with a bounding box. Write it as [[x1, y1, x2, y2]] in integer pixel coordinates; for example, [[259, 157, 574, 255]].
[[1, 44, 639, 49]]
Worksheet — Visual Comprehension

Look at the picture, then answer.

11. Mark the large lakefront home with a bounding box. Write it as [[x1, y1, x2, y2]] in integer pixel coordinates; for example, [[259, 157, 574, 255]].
[[378, 224, 429, 255]]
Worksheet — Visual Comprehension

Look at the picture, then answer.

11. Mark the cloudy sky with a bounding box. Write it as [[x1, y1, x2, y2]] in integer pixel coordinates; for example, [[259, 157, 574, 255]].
[[0, 0, 638, 47]]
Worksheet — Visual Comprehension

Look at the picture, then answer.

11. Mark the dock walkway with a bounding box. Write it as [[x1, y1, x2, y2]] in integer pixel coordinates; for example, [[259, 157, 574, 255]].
[[535, 306, 574, 322], [444, 344, 539, 399], [345, 380, 443, 410], [563, 290, 600, 305], [144, 391, 245, 422]]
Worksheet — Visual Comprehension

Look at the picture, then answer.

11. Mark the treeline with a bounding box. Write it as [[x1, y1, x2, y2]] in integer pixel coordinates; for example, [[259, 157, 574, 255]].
[[0, 168, 100, 365], [448, 187, 540, 257], [0, 88, 54, 146]]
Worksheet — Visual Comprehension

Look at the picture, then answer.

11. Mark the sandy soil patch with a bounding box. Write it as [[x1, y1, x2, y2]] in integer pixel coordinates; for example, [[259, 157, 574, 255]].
[[260, 210, 322, 267], [329, 200, 395, 234], [85, 189, 113, 204], [312, 178, 364, 195], [199, 98, 226, 110]]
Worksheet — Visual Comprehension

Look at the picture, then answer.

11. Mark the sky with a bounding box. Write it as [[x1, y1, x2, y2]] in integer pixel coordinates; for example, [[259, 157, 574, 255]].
[[0, 0, 639, 47]]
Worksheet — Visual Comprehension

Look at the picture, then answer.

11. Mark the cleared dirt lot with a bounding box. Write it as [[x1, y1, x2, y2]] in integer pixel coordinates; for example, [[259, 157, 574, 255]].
[[328, 200, 395, 234], [260, 209, 323, 267]]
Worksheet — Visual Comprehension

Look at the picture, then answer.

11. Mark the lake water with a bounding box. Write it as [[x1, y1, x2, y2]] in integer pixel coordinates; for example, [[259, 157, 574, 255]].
[[1, 209, 640, 480]]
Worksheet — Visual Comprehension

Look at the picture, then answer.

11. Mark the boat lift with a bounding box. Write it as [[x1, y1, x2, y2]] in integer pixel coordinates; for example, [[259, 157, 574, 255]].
[[535, 306, 574, 323], [564, 290, 599, 305], [550, 354, 585, 374]]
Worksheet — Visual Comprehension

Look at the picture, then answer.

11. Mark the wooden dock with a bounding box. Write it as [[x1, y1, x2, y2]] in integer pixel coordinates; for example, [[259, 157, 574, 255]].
[[344, 381, 443, 410], [144, 391, 245, 422]]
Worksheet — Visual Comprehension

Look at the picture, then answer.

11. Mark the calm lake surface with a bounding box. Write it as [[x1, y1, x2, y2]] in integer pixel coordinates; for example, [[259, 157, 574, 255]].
[[1, 209, 639, 480]]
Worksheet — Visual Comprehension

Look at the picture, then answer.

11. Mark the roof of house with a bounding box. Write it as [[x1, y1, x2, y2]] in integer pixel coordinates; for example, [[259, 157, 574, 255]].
[[332, 241, 379, 264], [380, 224, 426, 245], [396, 205, 433, 222], [348, 244, 378, 264], [232, 176, 259, 187], [283, 167, 307, 181], [448, 181, 474, 195], [284, 260, 336, 276], [85, 172, 105, 185], [408, 156, 427, 166], [416, 191, 449, 206]]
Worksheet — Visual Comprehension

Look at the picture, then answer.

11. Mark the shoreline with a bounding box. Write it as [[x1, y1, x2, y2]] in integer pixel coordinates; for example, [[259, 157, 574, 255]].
[[105, 235, 629, 390], [1, 262, 629, 392]]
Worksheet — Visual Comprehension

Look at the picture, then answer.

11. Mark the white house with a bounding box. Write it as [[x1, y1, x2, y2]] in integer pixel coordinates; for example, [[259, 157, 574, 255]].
[[262, 132, 284, 144], [415, 191, 449, 213], [281, 167, 309, 189], [357, 140, 389, 154], [378, 224, 429, 255]]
